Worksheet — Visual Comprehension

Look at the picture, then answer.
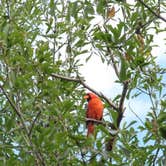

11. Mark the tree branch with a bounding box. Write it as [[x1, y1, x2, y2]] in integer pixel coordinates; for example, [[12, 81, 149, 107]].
[[117, 80, 129, 128], [86, 118, 118, 135], [102, 26, 120, 78], [28, 110, 42, 137], [51, 74, 129, 155], [0, 85, 45, 166], [51, 73, 119, 111], [128, 103, 145, 126], [0, 85, 29, 135], [86, 118, 104, 124], [51, 73, 81, 83], [137, 0, 166, 23], [106, 46, 119, 78], [106, 80, 129, 153], [119, 80, 129, 111]]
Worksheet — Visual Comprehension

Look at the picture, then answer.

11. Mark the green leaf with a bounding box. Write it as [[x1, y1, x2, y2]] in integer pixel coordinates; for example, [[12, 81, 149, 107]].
[[75, 39, 85, 47], [110, 110, 118, 125], [93, 31, 112, 42], [96, 0, 106, 15], [71, 2, 78, 19], [119, 56, 128, 82], [49, 0, 55, 16], [85, 54, 92, 62], [159, 125, 166, 139], [84, 2, 94, 15], [125, 120, 137, 129], [157, 112, 166, 124]]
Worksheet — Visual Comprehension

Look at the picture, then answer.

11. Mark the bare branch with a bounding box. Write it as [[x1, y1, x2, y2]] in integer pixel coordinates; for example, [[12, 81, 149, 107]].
[[51, 73, 119, 111], [137, 0, 166, 23]]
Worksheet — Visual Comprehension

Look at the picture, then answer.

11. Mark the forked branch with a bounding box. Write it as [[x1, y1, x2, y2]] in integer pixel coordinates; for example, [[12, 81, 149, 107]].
[[51, 73, 119, 111]]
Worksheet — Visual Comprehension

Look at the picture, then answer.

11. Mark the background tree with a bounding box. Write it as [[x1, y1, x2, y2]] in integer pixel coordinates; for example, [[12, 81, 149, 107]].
[[0, 0, 166, 165]]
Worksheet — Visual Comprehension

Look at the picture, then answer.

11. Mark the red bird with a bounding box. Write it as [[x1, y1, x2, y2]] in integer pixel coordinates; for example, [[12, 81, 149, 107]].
[[84, 93, 104, 137]]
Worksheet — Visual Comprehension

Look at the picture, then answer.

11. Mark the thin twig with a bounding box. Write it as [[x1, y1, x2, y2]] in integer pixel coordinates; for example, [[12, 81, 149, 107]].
[[54, 41, 67, 55], [52, 2, 57, 64], [71, 136, 87, 165], [103, 26, 120, 78], [107, 46, 119, 78], [51, 73, 81, 82], [128, 103, 145, 126], [51, 73, 119, 111], [137, 0, 166, 23], [147, 87, 158, 119], [0, 144, 25, 149], [158, 0, 161, 14], [136, 87, 150, 95], [151, 147, 160, 166], [28, 110, 42, 137], [0, 85, 29, 135]]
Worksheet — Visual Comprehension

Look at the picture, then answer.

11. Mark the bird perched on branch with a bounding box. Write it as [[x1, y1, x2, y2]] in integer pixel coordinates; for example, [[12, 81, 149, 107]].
[[84, 93, 104, 137]]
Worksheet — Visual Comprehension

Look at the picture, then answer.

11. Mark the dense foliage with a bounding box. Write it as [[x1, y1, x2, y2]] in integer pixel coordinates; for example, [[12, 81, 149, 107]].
[[0, 0, 166, 165]]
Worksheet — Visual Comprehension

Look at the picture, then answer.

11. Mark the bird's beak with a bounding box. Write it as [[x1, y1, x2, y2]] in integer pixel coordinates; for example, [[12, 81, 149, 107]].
[[84, 95, 89, 99]]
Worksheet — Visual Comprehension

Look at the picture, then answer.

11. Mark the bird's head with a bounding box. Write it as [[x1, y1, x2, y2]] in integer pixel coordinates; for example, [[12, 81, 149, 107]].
[[84, 93, 98, 102]]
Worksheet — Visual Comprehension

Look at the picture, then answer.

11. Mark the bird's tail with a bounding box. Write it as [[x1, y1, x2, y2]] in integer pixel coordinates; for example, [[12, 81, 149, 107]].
[[87, 122, 94, 137]]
